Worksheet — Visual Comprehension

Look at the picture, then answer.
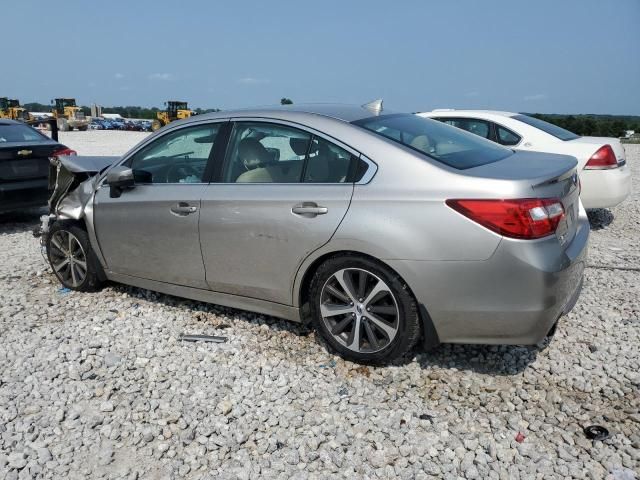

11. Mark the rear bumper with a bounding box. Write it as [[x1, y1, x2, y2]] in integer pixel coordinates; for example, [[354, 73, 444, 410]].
[[388, 210, 589, 345], [580, 165, 631, 209], [0, 178, 49, 213]]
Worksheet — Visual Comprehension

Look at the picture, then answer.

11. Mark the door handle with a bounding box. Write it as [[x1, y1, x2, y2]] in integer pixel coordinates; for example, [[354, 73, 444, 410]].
[[292, 202, 328, 217], [170, 202, 198, 216]]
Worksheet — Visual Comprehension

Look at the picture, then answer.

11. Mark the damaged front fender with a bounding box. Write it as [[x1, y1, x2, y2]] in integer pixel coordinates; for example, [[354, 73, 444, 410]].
[[49, 155, 118, 220]]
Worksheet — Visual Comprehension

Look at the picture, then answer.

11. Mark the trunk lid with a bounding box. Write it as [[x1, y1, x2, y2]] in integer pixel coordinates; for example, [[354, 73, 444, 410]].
[[0, 140, 60, 182], [465, 150, 580, 246], [567, 136, 626, 165]]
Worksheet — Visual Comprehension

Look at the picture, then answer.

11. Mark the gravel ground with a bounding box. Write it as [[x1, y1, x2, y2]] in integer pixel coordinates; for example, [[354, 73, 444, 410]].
[[56, 130, 151, 156], [0, 134, 638, 479]]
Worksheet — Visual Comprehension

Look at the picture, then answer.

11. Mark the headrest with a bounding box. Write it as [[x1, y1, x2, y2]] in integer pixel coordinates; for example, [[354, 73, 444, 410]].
[[289, 137, 310, 156]]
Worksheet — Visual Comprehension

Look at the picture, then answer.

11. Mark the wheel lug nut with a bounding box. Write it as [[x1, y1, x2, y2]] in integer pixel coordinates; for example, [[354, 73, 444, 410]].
[[358, 298, 363, 302], [366, 307, 371, 312]]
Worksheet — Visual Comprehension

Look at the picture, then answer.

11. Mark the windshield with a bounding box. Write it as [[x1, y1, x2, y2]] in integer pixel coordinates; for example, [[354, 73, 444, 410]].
[[0, 124, 50, 143], [512, 114, 579, 141], [353, 114, 512, 169]]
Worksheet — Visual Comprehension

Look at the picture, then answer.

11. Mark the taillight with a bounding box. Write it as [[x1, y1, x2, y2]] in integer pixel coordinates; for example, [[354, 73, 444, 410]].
[[51, 147, 77, 158], [584, 145, 618, 170], [446, 198, 565, 239]]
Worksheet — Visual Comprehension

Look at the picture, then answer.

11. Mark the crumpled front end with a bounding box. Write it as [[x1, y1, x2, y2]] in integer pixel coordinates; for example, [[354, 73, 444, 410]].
[[35, 155, 117, 240]]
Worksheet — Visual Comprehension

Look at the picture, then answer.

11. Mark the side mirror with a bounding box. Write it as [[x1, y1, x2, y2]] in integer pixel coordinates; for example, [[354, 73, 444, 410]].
[[106, 166, 134, 198]]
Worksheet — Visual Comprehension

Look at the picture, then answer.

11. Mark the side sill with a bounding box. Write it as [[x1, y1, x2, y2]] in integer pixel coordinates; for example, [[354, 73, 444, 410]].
[[105, 271, 302, 322]]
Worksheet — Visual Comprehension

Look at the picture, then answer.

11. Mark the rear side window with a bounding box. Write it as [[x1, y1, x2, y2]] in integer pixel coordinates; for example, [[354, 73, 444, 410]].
[[437, 118, 491, 139], [354, 114, 512, 170], [512, 114, 579, 141], [223, 122, 358, 184], [0, 124, 49, 143], [496, 125, 521, 146]]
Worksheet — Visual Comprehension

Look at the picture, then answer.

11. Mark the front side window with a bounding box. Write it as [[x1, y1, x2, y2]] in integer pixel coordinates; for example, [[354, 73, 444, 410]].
[[438, 117, 491, 139], [496, 125, 521, 146], [223, 122, 355, 184], [354, 114, 512, 170], [127, 123, 221, 184]]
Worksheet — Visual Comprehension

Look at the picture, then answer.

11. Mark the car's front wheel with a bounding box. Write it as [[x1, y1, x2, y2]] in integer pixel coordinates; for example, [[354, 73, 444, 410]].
[[309, 255, 420, 364], [46, 222, 104, 292]]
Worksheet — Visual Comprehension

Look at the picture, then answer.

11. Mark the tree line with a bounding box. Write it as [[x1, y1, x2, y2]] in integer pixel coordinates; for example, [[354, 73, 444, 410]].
[[528, 113, 639, 137]]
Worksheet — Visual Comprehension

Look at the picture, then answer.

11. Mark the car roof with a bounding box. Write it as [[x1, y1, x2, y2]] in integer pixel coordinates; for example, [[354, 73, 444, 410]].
[[0, 119, 22, 126], [421, 109, 518, 118], [184, 103, 394, 124]]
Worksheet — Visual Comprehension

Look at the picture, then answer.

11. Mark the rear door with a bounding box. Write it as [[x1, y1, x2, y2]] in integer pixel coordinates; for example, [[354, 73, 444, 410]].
[[93, 121, 225, 288], [199, 120, 356, 305]]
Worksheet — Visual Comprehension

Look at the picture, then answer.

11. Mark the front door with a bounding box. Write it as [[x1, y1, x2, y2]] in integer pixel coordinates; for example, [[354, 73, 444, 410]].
[[200, 121, 356, 305], [93, 122, 224, 288]]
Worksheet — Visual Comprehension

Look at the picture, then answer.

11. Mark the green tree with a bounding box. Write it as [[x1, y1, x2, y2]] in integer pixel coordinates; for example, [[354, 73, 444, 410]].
[[280, 98, 293, 105]]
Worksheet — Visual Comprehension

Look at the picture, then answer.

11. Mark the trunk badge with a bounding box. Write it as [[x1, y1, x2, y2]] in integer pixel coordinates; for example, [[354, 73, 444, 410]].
[[17, 149, 32, 156]]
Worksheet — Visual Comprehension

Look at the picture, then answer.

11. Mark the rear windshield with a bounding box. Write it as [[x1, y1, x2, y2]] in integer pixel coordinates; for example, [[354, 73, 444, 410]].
[[353, 114, 512, 169], [0, 124, 50, 143], [512, 114, 580, 141]]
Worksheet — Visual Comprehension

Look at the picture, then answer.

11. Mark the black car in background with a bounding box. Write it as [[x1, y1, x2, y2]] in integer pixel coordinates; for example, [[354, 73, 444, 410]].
[[0, 119, 75, 213]]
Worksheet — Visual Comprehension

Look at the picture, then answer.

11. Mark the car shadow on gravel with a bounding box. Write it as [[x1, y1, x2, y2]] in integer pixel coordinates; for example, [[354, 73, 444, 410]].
[[109, 284, 314, 338], [0, 208, 46, 234], [587, 208, 615, 230], [411, 342, 541, 375]]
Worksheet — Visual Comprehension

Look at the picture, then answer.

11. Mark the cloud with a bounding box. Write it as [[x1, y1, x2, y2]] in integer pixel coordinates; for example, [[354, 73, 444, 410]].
[[523, 93, 547, 101], [149, 73, 173, 81], [114, 73, 125, 80], [238, 77, 269, 85]]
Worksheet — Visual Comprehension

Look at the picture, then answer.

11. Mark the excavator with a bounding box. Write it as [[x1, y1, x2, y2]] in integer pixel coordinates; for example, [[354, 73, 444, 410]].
[[0, 97, 31, 121]]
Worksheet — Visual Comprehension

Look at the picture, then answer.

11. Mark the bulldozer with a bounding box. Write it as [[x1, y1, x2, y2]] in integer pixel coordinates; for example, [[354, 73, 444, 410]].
[[152, 101, 194, 131], [0, 97, 31, 121], [51, 98, 90, 131]]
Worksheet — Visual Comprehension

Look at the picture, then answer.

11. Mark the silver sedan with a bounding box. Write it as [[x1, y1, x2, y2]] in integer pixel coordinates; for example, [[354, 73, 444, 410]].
[[43, 103, 588, 364]]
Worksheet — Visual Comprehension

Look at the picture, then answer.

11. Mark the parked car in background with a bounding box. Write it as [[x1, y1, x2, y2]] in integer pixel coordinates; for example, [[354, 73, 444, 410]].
[[0, 119, 75, 213], [418, 110, 631, 209], [42, 104, 587, 364]]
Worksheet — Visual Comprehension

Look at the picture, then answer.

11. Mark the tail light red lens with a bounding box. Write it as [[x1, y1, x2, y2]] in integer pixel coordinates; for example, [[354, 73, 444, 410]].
[[446, 198, 565, 239], [51, 147, 77, 158], [584, 145, 618, 170]]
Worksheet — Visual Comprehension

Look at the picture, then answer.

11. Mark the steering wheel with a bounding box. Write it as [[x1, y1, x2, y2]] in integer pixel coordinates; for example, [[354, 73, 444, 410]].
[[165, 163, 200, 183]]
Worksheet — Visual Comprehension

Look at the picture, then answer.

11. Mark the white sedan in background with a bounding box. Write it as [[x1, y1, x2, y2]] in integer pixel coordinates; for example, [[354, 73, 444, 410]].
[[417, 110, 631, 209]]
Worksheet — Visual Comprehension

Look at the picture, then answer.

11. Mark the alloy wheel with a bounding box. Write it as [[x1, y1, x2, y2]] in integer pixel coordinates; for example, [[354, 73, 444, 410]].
[[320, 268, 400, 353], [49, 230, 88, 288]]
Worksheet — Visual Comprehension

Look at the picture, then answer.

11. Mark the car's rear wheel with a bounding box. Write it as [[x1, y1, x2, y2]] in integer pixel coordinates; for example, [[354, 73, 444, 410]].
[[309, 255, 420, 364], [46, 222, 104, 292]]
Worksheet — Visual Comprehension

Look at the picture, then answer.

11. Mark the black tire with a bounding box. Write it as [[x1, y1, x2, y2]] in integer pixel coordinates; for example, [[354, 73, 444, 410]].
[[46, 221, 104, 292], [309, 255, 420, 365]]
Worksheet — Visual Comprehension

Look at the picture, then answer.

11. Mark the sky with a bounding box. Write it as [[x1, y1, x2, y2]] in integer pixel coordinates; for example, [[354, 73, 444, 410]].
[[5, 0, 640, 115]]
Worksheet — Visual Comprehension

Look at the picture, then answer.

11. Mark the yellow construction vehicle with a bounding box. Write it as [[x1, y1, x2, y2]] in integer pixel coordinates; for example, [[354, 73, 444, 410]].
[[51, 98, 90, 131], [0, 98, 31, 121], [152, 101, 194, 131]]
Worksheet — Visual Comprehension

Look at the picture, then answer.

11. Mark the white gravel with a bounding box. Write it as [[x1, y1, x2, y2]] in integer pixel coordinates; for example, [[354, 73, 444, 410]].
[[58, 130, 151, 156], [0, 133, 638, 479]]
